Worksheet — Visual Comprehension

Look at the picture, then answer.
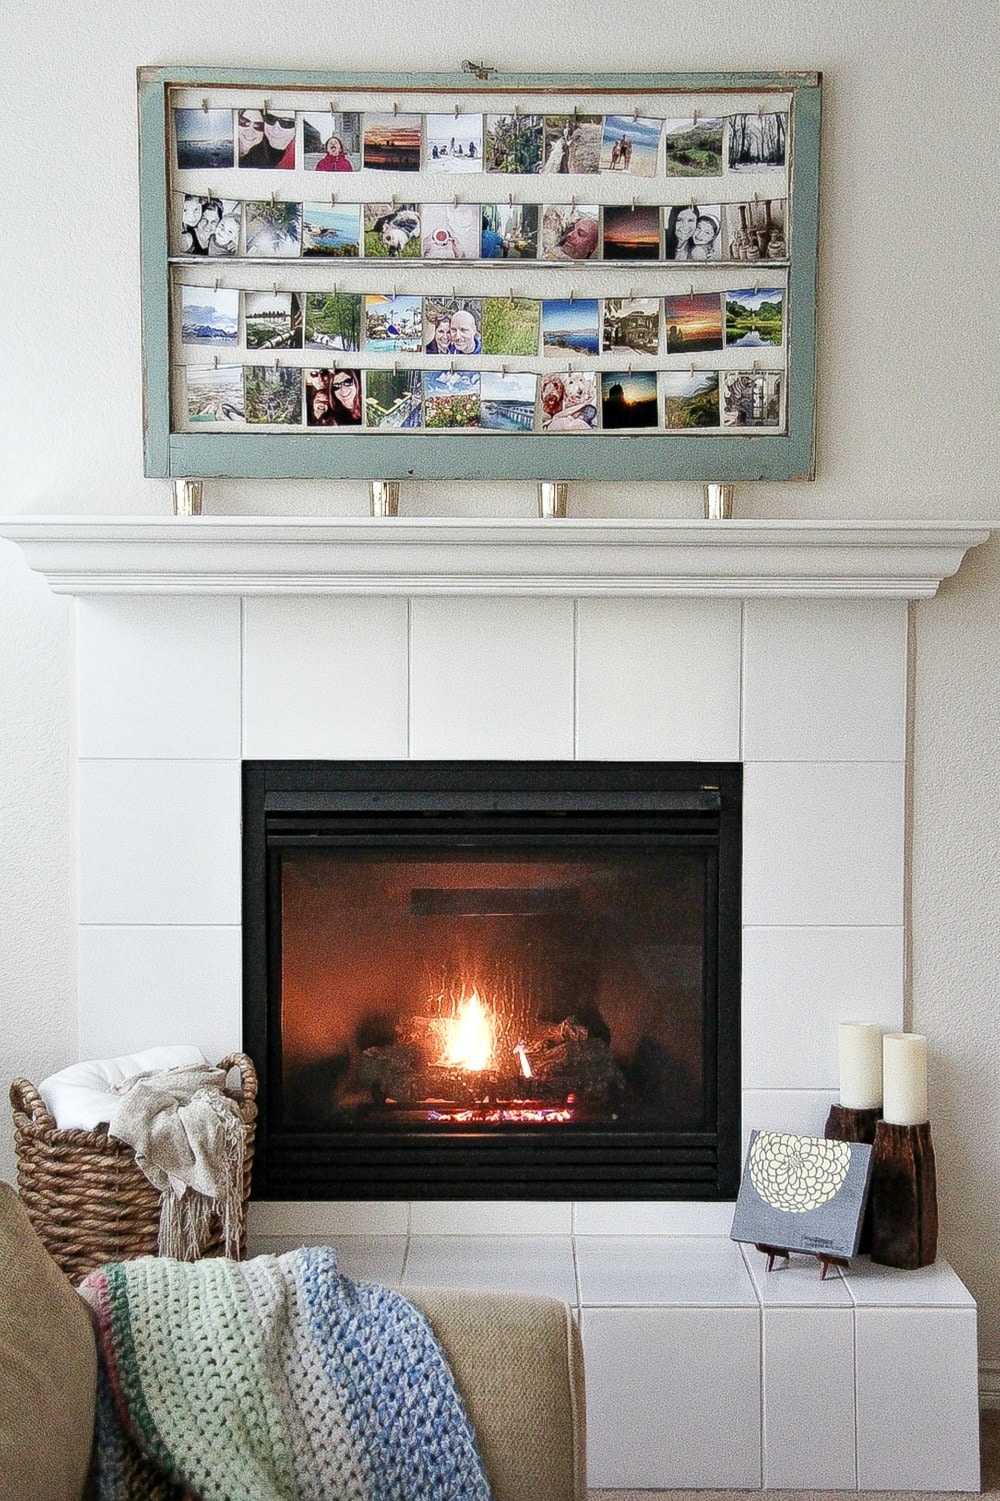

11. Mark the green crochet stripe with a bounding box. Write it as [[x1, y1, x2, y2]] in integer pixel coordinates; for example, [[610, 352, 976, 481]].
[[119, 1257, 296, 1500], [106, 1262, 173, 1472]]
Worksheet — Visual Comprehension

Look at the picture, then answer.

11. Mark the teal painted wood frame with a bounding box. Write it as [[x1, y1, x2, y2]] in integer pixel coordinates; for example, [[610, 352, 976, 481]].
[[139, 67, 821, 483]]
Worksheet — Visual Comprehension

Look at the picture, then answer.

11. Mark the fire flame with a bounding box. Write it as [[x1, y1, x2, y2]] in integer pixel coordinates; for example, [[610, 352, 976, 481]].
[[441, 990, 496, 1072]]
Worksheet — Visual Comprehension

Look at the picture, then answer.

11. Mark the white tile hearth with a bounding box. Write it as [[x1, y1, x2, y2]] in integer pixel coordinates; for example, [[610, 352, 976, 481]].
[[576, 1235, 755, 1307], [250, 1234, 408, 1282], [243, 596, 409, 759], [855, 1306, 980, 1490], [575, 597, 741, 760], [250, 1201, 410, 1236], [403, 1235, 578, 1302], [409, 1200, 572, 1236], [583, 1304, 762, 1489], [409, 596, 574, 758], [573, 1201, 735, 1236]]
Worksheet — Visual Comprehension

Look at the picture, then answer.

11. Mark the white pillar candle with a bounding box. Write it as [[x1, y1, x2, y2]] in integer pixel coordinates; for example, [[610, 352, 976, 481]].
[[882, 1032, 928, 1126], [838, 1022, 884, 1109]]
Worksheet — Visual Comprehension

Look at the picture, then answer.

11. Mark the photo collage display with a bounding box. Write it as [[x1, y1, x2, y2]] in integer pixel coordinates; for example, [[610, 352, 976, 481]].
[[170, 92, 792, 436]]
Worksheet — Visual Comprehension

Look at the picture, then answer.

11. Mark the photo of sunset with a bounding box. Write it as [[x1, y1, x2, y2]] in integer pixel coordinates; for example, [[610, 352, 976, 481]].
[[601, 204, 660, 260], [363, 113, 422, 171], [664, 292, 724, 353]]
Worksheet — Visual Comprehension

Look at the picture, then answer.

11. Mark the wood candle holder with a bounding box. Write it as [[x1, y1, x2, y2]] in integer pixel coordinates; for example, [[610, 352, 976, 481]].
[[825, 1103, 881, 1253], [870, 1119, 938, 1269]]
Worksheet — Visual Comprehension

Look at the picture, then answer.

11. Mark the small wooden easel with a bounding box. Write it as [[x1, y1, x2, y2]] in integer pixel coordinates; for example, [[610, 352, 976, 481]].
[[755, 1243, 850, 1280]]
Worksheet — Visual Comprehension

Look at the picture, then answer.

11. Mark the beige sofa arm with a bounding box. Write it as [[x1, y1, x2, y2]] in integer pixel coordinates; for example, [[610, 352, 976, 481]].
[[407, 1287, 587, 1501]]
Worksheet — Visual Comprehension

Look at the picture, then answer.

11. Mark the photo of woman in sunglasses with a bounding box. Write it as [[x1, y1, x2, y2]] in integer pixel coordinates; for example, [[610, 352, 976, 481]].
[[237, 107, 296, 169], [305, 368, 363, 426]]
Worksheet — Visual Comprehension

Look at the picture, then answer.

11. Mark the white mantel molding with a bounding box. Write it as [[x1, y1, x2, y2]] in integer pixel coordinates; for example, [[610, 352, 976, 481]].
[[0, 517, 991, 598]]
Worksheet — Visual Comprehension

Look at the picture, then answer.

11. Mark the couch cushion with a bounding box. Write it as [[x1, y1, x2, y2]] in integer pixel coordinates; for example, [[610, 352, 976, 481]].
[[406, 1287, 586, 1501], [0, 1181, 97, 1501]]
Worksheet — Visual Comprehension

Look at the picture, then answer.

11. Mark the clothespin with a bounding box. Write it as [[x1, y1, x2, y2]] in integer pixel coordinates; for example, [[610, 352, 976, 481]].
[[393, 101, 399, 116], [213, 354, 219, 368], [508, 193, 514, 207], [454, 102, 460, 118], [330, 192, 337, 206], [202, 97, 209, 114], [391, 194, 398, 208], [214, 276, 220, 291], [692, 108, 699, 124], [569, 287, 575, 303], [453, 192, 459, 207], [329, 100, 337, 115], [631, 196, 637, 213], [264, 99, 271, 113]]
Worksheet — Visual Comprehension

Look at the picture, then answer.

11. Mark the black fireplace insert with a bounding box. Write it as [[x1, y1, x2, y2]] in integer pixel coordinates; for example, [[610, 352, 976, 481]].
[[243, 761, 741, 1199]]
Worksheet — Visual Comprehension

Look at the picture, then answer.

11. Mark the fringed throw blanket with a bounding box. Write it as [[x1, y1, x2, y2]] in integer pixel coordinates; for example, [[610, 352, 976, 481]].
[[108, 1065, 245, 1260], [80, 1247, 495, 1501]]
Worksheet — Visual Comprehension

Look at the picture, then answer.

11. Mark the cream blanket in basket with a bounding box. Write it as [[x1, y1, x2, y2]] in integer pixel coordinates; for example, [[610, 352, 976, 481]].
[[109, 1065, 245, 1259]]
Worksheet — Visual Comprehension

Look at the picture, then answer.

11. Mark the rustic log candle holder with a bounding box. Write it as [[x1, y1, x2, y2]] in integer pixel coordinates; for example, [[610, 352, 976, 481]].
[[824, 1103, 881, 1252], [870, 1119, 938, 1270]]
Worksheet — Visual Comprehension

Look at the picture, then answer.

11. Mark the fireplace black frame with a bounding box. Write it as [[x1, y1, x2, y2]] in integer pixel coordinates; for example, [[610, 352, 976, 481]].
[[243, 760, 742, 1201]]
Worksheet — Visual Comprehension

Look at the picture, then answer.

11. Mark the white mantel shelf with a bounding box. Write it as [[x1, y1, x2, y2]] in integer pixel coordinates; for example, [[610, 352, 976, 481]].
[[0, 517, 990, 598]]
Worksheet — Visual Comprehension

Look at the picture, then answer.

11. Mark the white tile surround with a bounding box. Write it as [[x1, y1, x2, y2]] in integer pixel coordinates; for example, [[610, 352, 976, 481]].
[[76, 590, 910, 1147], [34, 520, 982, 1495]]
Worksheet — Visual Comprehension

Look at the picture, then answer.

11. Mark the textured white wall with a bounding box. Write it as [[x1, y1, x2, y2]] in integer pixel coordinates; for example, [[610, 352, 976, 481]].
[[0, 0, 997, 1363]]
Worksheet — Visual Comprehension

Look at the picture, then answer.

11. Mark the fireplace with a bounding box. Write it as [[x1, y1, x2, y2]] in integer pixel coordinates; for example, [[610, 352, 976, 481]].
[[243, 760, 741, 1199]]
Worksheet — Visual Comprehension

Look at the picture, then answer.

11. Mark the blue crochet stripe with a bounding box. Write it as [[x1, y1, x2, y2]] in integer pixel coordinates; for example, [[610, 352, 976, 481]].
[[296, 1246, 494, 1501]]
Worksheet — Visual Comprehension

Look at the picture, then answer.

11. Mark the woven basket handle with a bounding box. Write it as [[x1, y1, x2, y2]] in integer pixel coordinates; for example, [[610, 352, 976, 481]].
[[218, 1052, 258, 1105], [9, 1078, 55, 1128]]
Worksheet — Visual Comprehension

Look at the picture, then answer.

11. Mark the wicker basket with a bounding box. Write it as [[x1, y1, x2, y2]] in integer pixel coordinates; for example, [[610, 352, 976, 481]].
[[9, 1053, 257, 1282]]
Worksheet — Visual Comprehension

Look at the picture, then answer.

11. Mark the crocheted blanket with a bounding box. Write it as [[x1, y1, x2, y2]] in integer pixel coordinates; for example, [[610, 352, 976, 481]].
[[80, 1247, 495, 1501]]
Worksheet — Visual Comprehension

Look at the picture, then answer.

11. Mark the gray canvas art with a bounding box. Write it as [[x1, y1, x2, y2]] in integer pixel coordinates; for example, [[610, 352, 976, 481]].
[[730, 1130, 873, 1259]]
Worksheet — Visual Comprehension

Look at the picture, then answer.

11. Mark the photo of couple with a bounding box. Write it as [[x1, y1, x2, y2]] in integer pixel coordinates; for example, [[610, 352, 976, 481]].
[[664, 203, 722, 260], [423, 299, 483, 355]]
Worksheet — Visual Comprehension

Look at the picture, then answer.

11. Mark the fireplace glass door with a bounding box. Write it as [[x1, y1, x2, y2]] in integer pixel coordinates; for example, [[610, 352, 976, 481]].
[[244, 761, 741, 1199]]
